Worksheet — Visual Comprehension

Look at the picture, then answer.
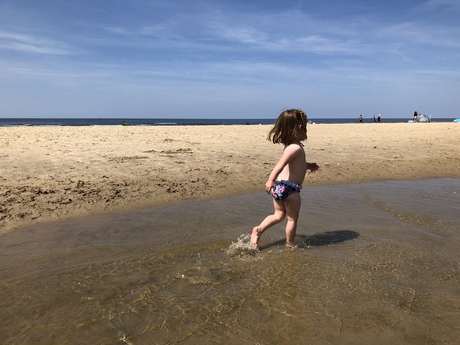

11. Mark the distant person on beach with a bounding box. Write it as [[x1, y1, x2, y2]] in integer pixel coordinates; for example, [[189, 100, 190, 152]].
[[250, 109, 319, 250], [413, 111, 418, 121], [122, 121, 128, 126], [359, 115, 363, 123], [372, 115, 376, 123], [377, 114, 381, 123]]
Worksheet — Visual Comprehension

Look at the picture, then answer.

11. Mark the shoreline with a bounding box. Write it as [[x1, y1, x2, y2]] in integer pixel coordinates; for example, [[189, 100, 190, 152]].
[[1, 117, 457, 127], [1, 123, 459, 234]]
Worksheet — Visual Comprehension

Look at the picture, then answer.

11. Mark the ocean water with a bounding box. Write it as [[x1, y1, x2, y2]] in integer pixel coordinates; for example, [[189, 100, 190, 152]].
[[1, 179, 459, 344], [0, 117, 456, 127]]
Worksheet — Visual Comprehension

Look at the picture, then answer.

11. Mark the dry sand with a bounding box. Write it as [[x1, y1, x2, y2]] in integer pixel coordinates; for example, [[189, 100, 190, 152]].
[[1, 122, 459, 233]]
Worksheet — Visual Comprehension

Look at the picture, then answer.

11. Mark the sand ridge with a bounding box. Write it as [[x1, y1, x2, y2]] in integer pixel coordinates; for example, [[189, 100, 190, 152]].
[[1, 122, 459, 233]]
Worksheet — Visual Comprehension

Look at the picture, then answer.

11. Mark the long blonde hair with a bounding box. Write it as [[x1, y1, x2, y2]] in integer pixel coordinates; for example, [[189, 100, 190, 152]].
[[267, 109, 307, 145]]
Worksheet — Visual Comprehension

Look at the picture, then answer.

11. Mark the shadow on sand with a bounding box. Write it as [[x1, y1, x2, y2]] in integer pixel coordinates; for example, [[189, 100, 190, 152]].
[[302, 230, 359, 246], [262, 230, 359, 250]]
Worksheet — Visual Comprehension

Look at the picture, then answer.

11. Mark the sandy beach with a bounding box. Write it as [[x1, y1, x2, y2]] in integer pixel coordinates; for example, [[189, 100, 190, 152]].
[[1, 122, 459, 233]]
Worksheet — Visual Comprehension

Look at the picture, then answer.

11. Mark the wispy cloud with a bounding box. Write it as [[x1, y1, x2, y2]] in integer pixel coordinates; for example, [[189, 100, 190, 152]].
[[378, 22, 460, 48], [103, 22, 183, 40], [211, 24, 269, 45], [206, 21, 363, 55], [0, 30, 76, 55], [0, 63, 110, 79]]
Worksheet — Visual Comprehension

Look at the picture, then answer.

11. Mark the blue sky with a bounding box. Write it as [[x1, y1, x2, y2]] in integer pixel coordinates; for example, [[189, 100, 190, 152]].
[[1, 0, 459, 119]]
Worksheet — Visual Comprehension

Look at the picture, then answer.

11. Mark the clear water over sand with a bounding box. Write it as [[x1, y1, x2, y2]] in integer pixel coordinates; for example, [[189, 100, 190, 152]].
[[1, 179, 459, 344]]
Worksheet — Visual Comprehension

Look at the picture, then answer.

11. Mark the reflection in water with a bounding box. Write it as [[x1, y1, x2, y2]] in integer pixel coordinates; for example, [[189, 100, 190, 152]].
[[1, 179, 459, 344]]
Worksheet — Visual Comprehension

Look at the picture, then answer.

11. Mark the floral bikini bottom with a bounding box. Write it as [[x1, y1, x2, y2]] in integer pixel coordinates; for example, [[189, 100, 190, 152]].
[[270, 180, 302, 201]]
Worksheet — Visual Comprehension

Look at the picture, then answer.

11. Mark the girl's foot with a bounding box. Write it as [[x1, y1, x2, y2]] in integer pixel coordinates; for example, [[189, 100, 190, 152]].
[[250, 226, 261, 250], [286, 241, 297, 249]]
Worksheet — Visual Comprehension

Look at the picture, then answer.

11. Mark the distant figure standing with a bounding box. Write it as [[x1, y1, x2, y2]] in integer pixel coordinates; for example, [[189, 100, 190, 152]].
[[359, 115, 363, 123], [122, 121, 128, 126], [372, 115, 376, 123], [413, 111, 418, 121], [377, 114, 381, 123]]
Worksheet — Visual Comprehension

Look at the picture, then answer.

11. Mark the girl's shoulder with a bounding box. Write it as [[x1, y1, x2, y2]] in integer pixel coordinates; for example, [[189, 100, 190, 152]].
[[285, 142, 304, 150], [283, 143, 305, 155]]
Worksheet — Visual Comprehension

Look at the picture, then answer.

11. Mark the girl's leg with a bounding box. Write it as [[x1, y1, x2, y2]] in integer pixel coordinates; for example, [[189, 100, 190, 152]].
[[284, 193, 301, 246], [250, 199, 285, 248]]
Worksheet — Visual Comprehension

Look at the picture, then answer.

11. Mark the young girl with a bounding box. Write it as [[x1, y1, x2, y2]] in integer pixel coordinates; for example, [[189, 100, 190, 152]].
[[250, 109, 319, 250]]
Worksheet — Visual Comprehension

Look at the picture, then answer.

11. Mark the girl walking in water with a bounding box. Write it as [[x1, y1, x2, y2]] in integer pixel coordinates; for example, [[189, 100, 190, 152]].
[[250, 109, 319, 250]]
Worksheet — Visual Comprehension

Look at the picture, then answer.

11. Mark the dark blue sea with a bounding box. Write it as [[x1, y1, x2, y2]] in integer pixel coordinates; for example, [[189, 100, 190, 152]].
[[0, 117, 455, 127]]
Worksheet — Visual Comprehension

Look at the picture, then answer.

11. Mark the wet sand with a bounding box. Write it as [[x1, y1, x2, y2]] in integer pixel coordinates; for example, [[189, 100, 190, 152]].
[[0, 179, 459, 344], [1, 122, 459, 233]]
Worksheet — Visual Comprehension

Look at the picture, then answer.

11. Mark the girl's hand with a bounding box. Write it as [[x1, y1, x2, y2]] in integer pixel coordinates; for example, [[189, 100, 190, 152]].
[[307, 162, 320, 172], [265, 180, 275, 193]]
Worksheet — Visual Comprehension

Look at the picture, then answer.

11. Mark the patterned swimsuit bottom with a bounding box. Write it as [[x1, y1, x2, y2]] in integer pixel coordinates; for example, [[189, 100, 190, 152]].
[[270, 180, 302, 201]]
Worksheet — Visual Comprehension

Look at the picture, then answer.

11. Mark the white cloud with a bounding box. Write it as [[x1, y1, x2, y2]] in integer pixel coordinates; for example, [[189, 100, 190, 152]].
[[378, 22, 460, 48], [0, 30, 77, 55]]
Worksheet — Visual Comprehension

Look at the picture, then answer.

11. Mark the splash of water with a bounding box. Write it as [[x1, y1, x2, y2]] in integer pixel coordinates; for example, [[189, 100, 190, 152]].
[[226, 234, 258, 256]]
